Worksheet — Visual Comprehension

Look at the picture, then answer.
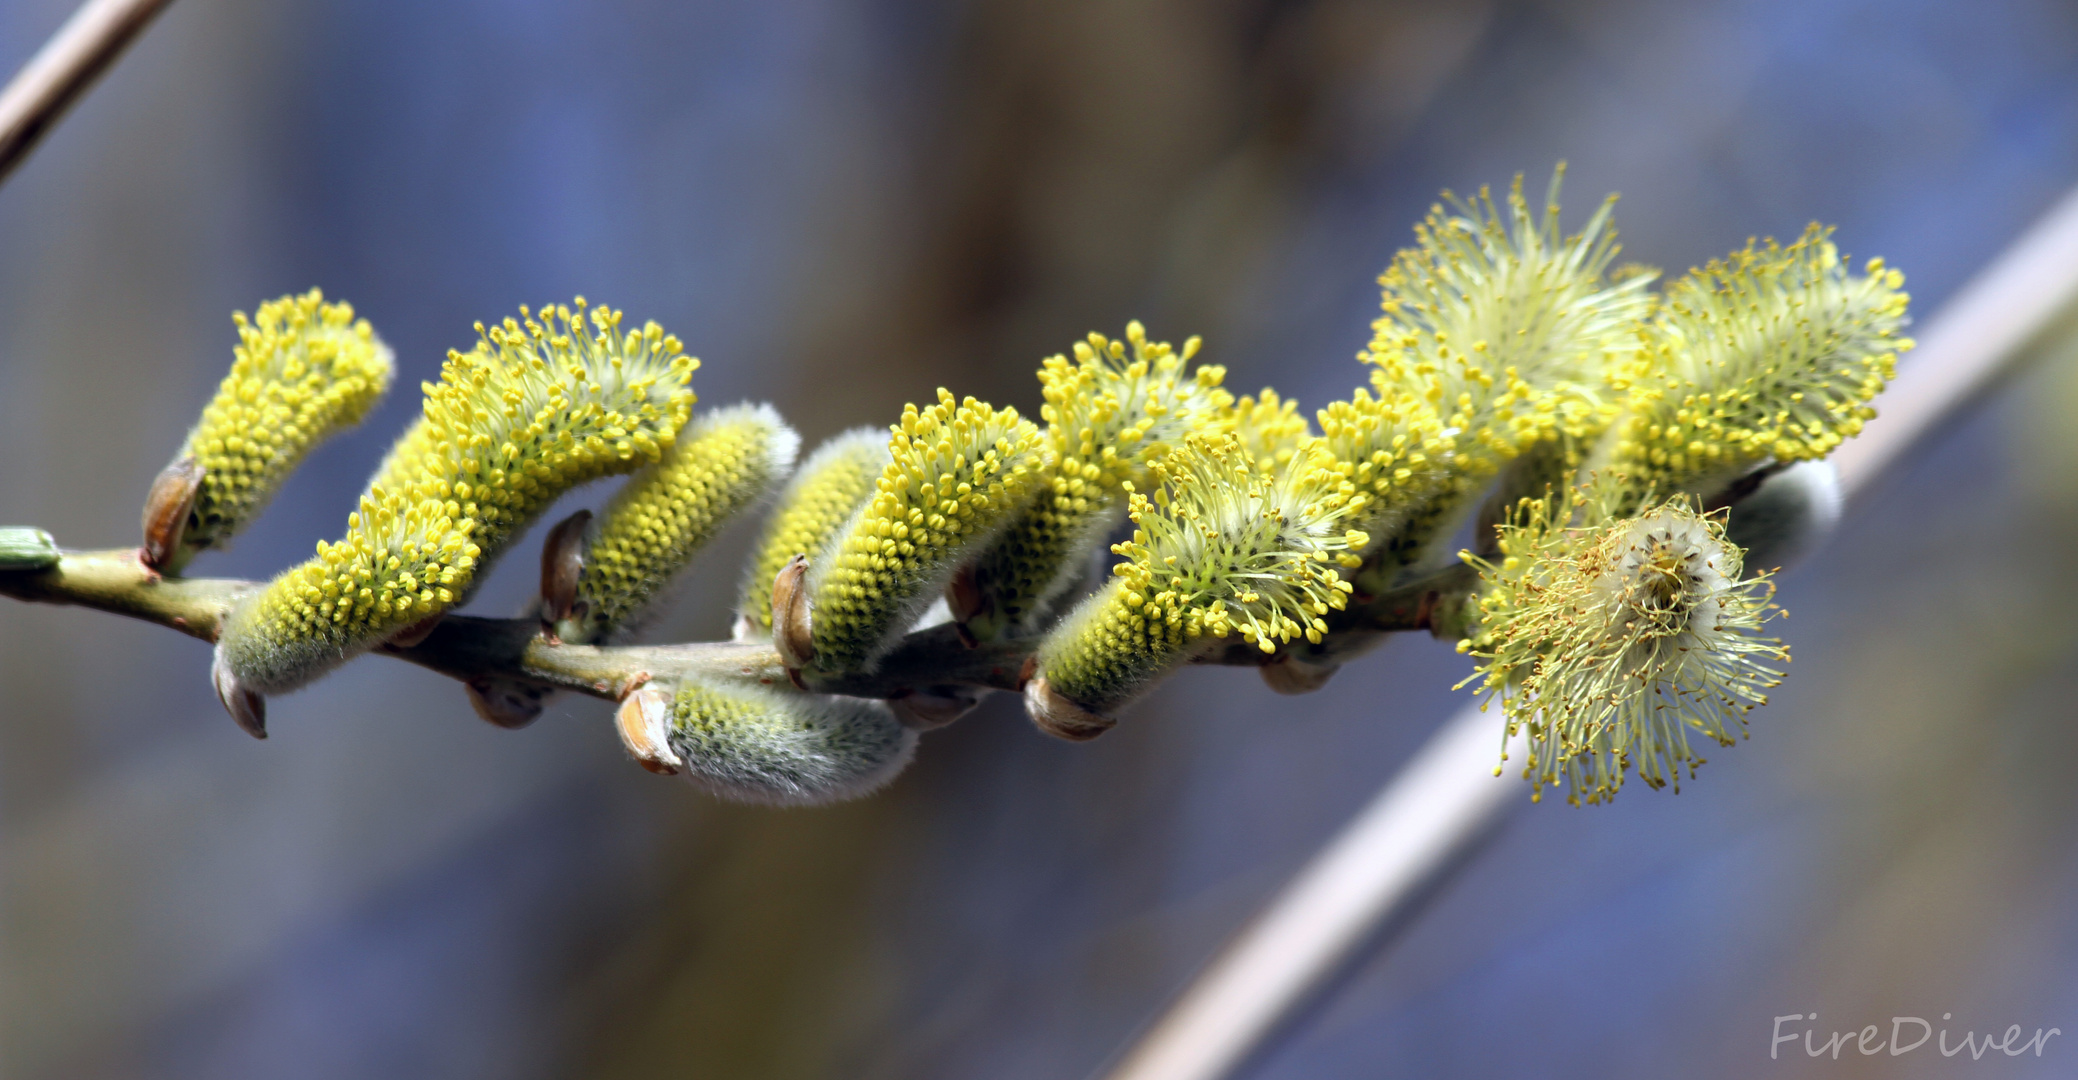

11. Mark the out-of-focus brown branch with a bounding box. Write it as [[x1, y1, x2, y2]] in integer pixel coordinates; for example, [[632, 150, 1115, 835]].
[[0, 0, 176, 187]]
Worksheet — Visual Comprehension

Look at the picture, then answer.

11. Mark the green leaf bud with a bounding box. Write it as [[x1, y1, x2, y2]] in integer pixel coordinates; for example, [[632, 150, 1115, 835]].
[[0, 526, 59, 572]]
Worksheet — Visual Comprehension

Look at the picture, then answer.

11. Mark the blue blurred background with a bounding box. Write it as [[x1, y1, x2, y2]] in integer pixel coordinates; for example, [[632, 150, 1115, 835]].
[[4, 0, 2078, 1077]]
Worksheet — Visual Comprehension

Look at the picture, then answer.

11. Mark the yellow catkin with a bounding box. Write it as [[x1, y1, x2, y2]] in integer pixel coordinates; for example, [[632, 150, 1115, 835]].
[[1213, 388, 1313, 474], [170, 290, 394, 565], [1458, 495, 1787, 805], [1313, 386, 1456, 554], [560, 403, 798, 643], [1346, 167, 1653, 585], [737, 428, 888, 635], [1037, 434, 1366, 712], [964, 322, 1229, 639], [220, 299, 697, 693], [1593, 226, 1911, 511], [808, 389, 1045, 671]]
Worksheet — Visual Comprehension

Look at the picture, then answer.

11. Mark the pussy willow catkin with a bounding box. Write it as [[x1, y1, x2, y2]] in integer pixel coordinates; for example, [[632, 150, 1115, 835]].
[[658, 676, 916, 805], [163, 290, 394, 569], [962, 322, 1229, 640], [1034, 433, 1367, 716], [138, 167, 1912, 809], [806, 389, 1046, 672], [218, 300, 696, 695], [557, 403, 798, 644], [737, 428, 889, 637], [1592, 225, 1910, 511], [1459, 495, 1787, 804], [1346, 168, 1652, 585]]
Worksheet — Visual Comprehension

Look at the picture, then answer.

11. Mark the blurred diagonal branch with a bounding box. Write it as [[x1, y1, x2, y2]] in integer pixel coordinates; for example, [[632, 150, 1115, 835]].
[[0, 0, 175, 186], [1100, 184, 2078, 1080]]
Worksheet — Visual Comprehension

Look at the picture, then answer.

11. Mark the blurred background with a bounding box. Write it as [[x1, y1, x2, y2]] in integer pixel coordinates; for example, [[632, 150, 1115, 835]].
[[4, 0, 2078, 1076]]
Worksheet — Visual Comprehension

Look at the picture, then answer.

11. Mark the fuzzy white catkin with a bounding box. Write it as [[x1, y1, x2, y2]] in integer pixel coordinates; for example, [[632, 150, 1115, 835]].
[[1724, 460, 1843, 573], [664, 678, 917, 805]]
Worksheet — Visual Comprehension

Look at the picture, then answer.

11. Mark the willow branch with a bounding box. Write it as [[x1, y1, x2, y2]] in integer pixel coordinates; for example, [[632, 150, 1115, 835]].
[[0, 543, 1469, 704], [0, 0, 177, 186], [0, 545, 250, 642]]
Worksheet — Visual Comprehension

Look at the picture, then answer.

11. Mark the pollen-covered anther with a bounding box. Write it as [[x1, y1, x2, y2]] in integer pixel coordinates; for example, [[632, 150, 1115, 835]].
[[1032, 433, 1368, 718], [140, 457, 205, 571], [1597, 225, 1909, 507], [808, 391, 1045, 670], [1218, 389, 1313, 470], [616, 682, 681, 775], [738, 429, 887, 636], [564, 403, 795, 644], [1332, 167, 1651, 584], [1023, 674, 1115, 741], [210, 648, 267, 740]]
